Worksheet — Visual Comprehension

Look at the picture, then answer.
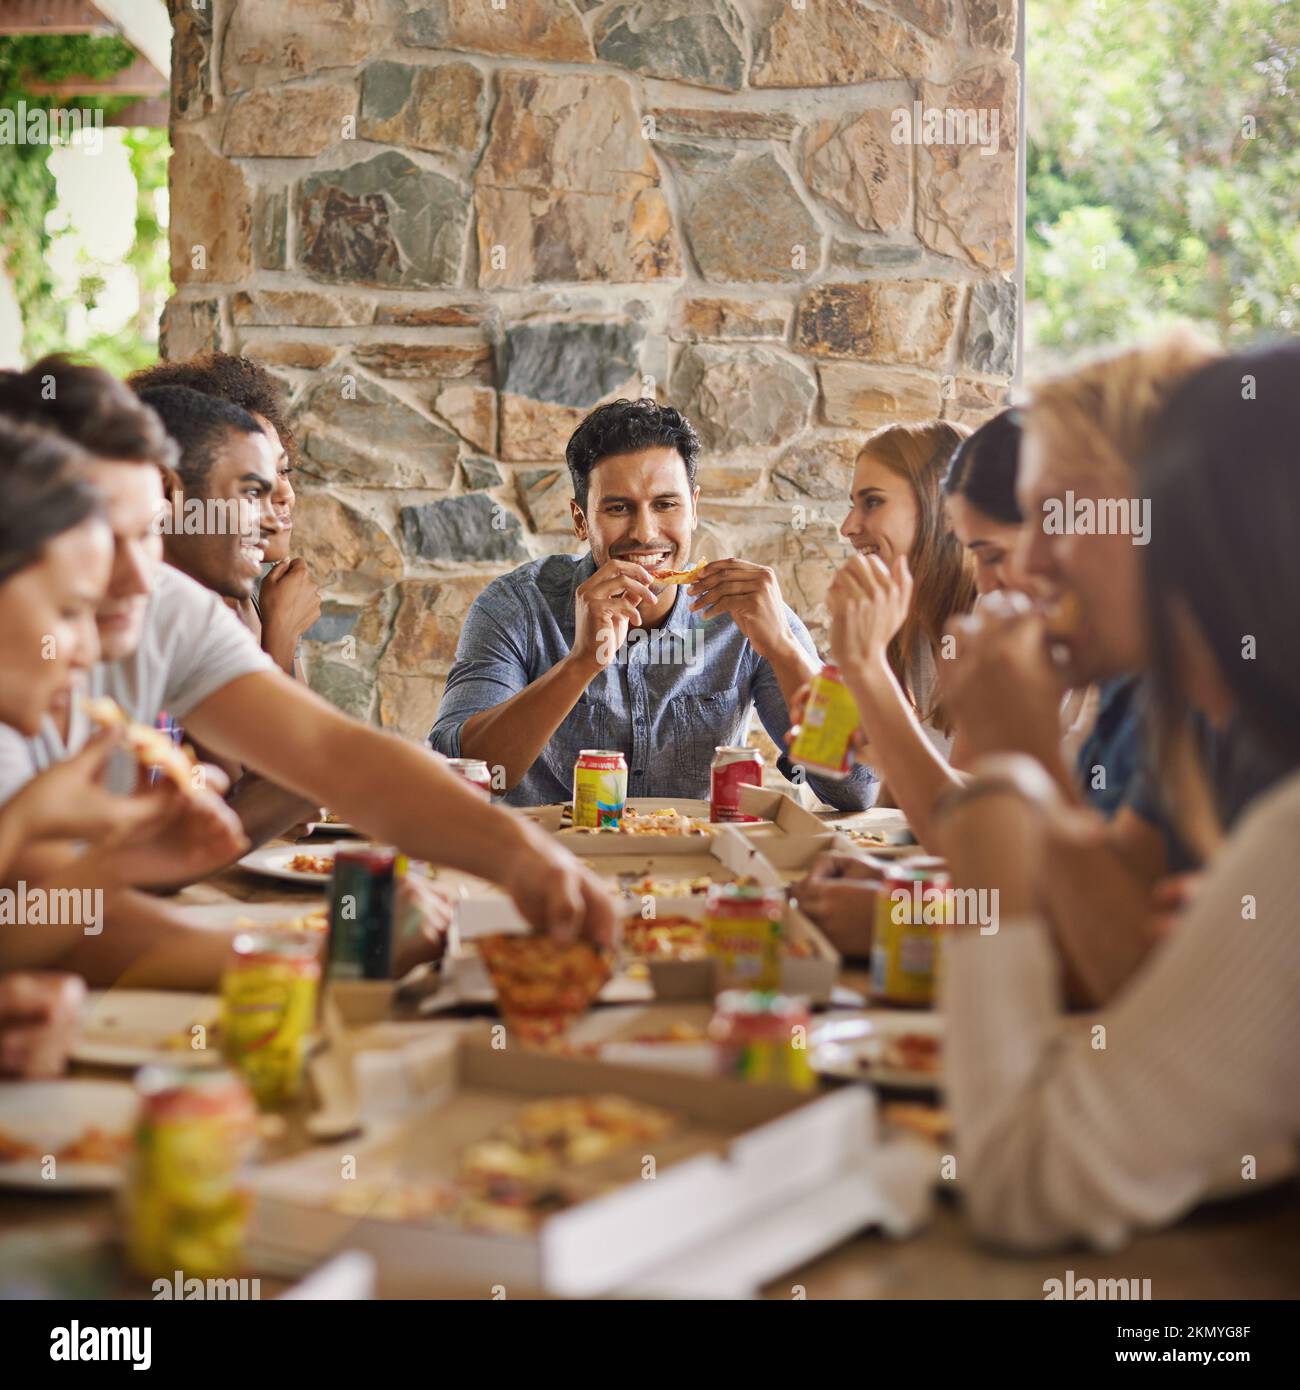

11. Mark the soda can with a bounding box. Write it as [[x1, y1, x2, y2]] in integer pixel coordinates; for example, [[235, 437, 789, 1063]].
[[705, 882, 787, 992], [447, 757, 492, 795], [709, 746, 764, 822], [123, 1066, 258, 1280], [221, 931, 321, 1108], [709, 990, 815, 1090], [572, 749, 628, 829], [328, 845, 398, 980], [871, 858, 951, 1006], [789, 663, 860, 779]]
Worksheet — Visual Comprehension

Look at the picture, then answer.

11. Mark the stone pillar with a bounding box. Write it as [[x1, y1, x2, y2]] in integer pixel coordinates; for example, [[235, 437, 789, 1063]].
[[165, 0, 1019, 738]]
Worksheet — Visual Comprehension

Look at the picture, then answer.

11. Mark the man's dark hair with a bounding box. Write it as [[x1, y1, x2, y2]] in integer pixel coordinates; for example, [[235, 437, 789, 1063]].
[[135, 386, 263, 495], [0, 417, 104, 585], [565, 398, 701, 510], [129, 352, 297, 464], [0, 353, 178, 479]]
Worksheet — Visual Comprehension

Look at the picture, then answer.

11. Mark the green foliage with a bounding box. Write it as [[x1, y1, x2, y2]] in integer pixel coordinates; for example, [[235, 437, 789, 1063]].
[[1027, 0, 1300, 358], [0, 34, 142, 359]]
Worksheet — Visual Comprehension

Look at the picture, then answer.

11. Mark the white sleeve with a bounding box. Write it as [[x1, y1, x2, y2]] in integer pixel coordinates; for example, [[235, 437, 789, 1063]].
[[155, 568, 274, 720], [943, 774, 1300, 1252]]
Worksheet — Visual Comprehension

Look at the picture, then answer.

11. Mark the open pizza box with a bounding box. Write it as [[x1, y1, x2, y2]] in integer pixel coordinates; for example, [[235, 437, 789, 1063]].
[[448, 828, 841, 1005], [248, 1029, 930, 1297], [521, 792, 831, 858]]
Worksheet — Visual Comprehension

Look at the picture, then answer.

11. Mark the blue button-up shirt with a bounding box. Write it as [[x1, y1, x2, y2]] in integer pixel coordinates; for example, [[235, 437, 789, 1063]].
[[428, 552, 877, 810]]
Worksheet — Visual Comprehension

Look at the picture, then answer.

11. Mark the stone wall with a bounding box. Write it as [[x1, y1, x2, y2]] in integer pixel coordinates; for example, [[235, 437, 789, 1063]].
[[164, 0, 1019, 742]]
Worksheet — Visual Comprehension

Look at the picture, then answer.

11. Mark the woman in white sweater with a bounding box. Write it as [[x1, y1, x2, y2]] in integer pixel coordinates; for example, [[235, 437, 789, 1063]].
[[935, 340, 1300, 1251]]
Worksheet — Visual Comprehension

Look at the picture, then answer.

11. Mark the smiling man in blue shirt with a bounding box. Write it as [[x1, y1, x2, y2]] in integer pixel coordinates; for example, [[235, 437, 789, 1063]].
[[429, 398, 876, 810]]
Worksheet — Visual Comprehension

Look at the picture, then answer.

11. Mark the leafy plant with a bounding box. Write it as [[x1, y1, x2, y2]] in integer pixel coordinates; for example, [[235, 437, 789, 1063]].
[[1026, 0, 1300, 361], [0, 34, 148, 360]]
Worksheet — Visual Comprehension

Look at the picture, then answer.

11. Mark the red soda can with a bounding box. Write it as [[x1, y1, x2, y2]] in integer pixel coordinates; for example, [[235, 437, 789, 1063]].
[[446, 757, 492, 795], [710, 746, 764, 822]]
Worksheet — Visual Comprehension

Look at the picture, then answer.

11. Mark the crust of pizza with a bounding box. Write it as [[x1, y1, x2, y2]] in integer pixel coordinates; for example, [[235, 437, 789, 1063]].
[[649, 562, 704, 586], [83, 696, 198, 795]]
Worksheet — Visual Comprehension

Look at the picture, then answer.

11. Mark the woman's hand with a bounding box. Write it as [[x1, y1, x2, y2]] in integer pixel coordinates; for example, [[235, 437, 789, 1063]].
[[7, 729, 172, 849], [102, 764, 249, 888], [0, 973, 85, 1078], [784, 680, 869, 756], [943, 594, 1067, 770], [827, 552, 912, 683], [791, 875, 880, 958]]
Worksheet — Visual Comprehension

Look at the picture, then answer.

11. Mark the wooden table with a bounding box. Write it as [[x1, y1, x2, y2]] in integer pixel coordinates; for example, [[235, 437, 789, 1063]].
[[3, 850, 1297, 1300]]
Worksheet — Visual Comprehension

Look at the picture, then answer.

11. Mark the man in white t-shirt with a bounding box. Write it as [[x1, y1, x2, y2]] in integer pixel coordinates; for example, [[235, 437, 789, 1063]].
[[0, 358, 613, 987]]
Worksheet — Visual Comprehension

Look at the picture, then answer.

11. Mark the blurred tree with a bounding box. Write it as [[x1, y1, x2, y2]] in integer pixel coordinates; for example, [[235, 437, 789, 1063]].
[[0, 35, 167, 365], [1027, 0, 1300, 361]]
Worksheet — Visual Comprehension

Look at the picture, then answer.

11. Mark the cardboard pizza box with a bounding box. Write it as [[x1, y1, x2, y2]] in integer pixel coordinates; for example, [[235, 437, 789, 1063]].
[[249, 1030, 906, 1297], [450, 826, 841, 1005]]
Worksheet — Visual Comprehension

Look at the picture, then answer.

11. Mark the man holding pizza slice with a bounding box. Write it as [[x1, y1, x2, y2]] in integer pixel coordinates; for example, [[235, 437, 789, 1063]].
[[430, 398, 876, 811]]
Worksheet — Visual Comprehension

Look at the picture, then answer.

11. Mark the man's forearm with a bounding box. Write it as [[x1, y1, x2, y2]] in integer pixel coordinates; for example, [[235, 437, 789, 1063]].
[[763, 635, 820, 709], [227, 773, 318, 852], [457, 655, 596, 789], [187, 676, 549, 884]]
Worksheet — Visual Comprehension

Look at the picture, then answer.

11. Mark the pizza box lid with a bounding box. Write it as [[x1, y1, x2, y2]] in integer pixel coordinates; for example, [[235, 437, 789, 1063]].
[[249, 1031, 888, 1297]]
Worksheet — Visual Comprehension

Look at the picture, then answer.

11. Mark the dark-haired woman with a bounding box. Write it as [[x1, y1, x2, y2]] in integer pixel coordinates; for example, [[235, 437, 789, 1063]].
[[935, 340, 1300, 1250], [0, 422, 184, 1075], [0, 415, 252, 1017]]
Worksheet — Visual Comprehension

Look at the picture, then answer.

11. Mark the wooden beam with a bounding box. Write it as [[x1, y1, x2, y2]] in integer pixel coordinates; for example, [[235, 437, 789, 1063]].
[[23, 54, 166, 98], [0, 0, 113, 35], [104, 95, 168, 128]]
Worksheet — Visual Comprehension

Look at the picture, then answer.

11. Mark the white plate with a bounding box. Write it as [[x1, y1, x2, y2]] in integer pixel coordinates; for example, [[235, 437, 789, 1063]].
[[237, 840, 361, 885], [74, 990, 221, 1070], [305, 821, 361, 837], [810, 1012, 944, 1092], [0, 1080, 137, 1191]]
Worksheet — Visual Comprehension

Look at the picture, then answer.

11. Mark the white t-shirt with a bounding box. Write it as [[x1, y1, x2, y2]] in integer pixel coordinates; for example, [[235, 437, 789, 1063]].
[[0, 564, 273, 800]]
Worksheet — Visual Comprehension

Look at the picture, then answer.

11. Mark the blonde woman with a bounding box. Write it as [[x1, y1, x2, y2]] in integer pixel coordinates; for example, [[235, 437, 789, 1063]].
[[938, 340, 1300, 1250], [945, 328, 1285, 1008]]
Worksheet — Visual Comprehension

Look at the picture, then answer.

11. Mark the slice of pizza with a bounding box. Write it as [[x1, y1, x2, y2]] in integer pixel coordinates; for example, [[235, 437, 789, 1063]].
[[648, 560, 704, 586], [83, 695, 198, 795], [476, 934, 613, 1044]]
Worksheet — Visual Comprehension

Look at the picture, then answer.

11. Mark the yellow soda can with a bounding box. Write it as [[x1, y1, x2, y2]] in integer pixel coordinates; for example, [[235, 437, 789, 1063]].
[[572, 749, 628, 829], [221, 931, 320, 1109], [705, 883, 786, 992], [124, 1066, 258, 1280], [871, 860, 951, 1006], [789, 663, 860, 779]]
